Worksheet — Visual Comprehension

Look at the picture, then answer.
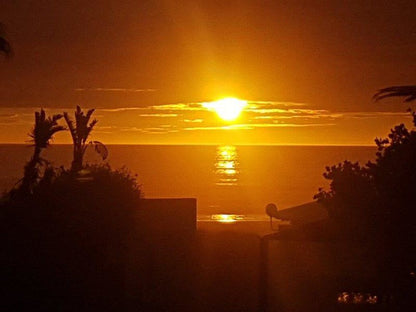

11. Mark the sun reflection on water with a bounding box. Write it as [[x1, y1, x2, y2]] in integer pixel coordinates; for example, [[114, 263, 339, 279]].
[[215, 145, 239, 186]]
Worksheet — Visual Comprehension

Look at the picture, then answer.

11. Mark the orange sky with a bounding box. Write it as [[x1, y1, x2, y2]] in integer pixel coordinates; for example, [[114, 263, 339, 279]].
[[1, 1, 416, 145]]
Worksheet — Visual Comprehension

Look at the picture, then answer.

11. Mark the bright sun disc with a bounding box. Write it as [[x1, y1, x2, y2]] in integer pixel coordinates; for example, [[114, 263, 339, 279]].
[[203, 97, 247, 121]]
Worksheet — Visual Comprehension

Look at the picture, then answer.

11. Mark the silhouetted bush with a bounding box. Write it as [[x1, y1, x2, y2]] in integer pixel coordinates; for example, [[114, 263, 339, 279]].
[[315, 111, 416, 243], [2, 164, 142, 311]]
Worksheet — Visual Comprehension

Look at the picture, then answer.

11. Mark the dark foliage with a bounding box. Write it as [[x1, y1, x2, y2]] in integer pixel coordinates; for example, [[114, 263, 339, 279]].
[[2, 164, 142, 311], [314, 112, 416, 308], [29, 109, 64, 149], [0, 23, 12, 58], [64, 106, 107, 172], [17, 110, 64, 195], [315, 111, 416, 243], [315, 161, 376, 225]]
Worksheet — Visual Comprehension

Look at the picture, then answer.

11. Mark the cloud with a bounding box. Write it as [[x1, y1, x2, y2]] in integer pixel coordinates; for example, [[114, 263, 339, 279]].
[[74, 87, 157, 93], [139, 127, 169, 134], [139, 113, 179, 117], [97, 100, 307, 115], [247, 108, 290, 114], [99, 107, 145, 112], [244, 102, 332, 120], [249, 110, 410, 122], [0, 111, 32, 125], [0, 102, 412, 140], [98, 102, 205, 113], [184, 119, 204, 123], [119, 127, 142, 132], [95, 126, 118, 130], [184, 125, 254, 131], [0, 113, 19, 119], [247, 100, 306, 107], [0, 114, 19, 125], [184, 123, 335, 131], [118, 126, 178, 134], [250, 123, 336, 128], [148, 103, 204, 111]]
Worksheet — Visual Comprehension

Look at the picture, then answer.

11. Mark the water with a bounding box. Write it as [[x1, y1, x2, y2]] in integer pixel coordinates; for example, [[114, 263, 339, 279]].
[[0, 144, 375, 216]]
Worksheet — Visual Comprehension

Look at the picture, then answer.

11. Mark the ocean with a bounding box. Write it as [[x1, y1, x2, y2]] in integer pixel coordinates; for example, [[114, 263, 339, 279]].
[[0, 144, 375, 216]]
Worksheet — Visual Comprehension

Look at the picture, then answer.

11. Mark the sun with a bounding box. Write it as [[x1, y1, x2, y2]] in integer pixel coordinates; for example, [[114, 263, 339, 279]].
[[203, 97, 248, 121]]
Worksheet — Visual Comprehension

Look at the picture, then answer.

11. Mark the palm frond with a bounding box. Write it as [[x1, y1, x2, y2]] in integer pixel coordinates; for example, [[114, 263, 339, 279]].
[[21, 109, 64, 194], [30, 109, 65, 148], [65, 106, 101, 171], [64, 112, 76, 142], [47, 125, 66, 140], [86, 108, 95, 121], [74, 106, 95, 141], [373, 86, 416, 102], [84, 119, 98, 142], [52, 114, 63, 122]]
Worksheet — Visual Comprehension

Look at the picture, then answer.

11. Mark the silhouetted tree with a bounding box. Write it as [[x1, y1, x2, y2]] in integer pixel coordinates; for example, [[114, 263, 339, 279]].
[[0, 23, 12, 57], [315, 111, 416, 241], [18, 109, 64, 195], [2, 163, 142, 311], [2, 106, 140, 310], [64, 106, 108, 172]]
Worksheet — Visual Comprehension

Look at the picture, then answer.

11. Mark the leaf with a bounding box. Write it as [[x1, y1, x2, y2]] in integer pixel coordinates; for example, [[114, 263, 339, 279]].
[[63, 112, 76, 141], [29, 109, 65, 148], [90, 141, 108, 160], [374, 85, 416, 102]]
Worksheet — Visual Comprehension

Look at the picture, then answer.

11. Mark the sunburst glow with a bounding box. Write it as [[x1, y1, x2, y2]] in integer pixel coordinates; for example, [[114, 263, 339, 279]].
[[203, 98, 248, 121]]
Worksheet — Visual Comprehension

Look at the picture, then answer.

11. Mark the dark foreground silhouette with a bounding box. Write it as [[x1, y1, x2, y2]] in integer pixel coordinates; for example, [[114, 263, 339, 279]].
[[0, 22, 12, 57], [2, 164, 142, 311], [3, 105, 416, 311], [310, 109, 416, 311]]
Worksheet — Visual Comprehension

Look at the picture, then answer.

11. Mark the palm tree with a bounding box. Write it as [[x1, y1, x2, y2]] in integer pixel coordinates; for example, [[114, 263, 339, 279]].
[[0, 23, 12, 57], [64, 106, 108, 172], [373, 86, 416, 102], [19, 110, 65, 194]]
